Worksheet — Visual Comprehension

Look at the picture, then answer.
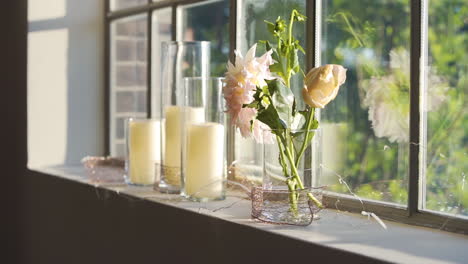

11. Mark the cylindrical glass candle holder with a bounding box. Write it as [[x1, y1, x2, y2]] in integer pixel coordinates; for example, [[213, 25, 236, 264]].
[[181, 77, 226, 201], [125, 118, 161, 186], [158, 41, 210, 193]]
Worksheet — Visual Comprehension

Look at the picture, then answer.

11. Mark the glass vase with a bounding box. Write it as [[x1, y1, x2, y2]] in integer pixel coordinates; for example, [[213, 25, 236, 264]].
[[180, 77, 226, 201], [253, 128, 323, 225], [125, 118, 161, 186], [158, 41, 210, 193], [251, 186, 323, 226]]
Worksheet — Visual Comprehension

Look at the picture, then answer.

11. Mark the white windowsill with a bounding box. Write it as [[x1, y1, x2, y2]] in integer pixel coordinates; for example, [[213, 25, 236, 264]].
[[31, 165, 468, 264]]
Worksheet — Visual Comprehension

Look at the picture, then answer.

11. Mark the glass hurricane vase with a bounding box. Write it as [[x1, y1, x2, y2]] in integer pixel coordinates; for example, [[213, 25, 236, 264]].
[[252, 128, 323, 226]]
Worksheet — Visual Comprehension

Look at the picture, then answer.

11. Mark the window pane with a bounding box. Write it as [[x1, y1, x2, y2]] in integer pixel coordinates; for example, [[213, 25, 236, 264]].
[[425, 1, 468, 216], [110, 0, 147, 11], [110, 14, 148, 157], [321, 0, 410, 204], [151, 8, 172, 119], [235, 0, 306, 181], [179, 0, 230, 76]]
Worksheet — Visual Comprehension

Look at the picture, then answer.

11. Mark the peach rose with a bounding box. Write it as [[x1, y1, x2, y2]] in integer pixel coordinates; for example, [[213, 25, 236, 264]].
[[302, 64, 347, 108]]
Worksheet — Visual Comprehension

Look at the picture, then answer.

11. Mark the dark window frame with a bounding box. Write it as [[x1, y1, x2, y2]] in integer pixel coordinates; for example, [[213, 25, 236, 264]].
[[104, 0, 468, 234]]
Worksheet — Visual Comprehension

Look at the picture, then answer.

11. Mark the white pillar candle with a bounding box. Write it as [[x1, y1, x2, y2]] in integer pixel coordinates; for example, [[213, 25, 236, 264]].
[[128, 120, 160, 185], [185, 122, 225, 199], [164, 106, 204, 185]]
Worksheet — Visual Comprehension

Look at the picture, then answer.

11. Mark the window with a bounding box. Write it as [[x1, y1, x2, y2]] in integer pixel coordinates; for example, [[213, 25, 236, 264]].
[[110, 14, 148, 156], [321, 0, 410, 205], [425, 0, 467, 217], [105, 0, 468, 232]]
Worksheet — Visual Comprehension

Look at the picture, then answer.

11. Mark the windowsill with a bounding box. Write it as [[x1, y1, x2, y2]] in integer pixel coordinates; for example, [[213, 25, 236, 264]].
[[31, 165, 468, 264]]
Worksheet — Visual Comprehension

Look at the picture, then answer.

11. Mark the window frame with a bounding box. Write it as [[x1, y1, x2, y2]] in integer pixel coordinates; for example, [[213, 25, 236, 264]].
[[104, 0, 468, 234]]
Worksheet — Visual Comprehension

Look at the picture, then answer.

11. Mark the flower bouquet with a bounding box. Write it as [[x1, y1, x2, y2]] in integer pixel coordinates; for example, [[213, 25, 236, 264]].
[[223, 10, 347, 224]]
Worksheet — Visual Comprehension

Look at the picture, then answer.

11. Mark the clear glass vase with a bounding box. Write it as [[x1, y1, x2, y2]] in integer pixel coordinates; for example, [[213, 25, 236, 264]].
[[253, 128, 323, 225], [180, 77, 226, 201], [125, 118, 161, 186], [158, 41, 210, 193], [251, 186, 323, 226]]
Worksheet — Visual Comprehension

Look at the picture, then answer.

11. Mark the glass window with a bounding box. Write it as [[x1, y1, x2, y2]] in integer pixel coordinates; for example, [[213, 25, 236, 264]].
[[320, 0, 410, 205], [110, 14, 148, 157], [425, 0, 468, 216], [179, 0, 230, 76], [110, 0, 147, 11], [235, 0, 306, 181], [151, 8, 172, 119]]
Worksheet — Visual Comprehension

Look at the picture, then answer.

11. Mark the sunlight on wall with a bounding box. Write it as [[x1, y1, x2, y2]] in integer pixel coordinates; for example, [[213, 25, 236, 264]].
[[27, 0, 104, 168], [28, 29, 69, 167], [28, 0, 66, 21]]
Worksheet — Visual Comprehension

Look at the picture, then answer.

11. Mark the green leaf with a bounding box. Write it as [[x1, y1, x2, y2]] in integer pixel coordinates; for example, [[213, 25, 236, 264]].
[[261, 96, 270, 108], [268, 47, 288, 80], [263, 40, 272, 51], [267, 79, 294, 127], [294, 40, 305, 54], [292, 98, 297, 117], [264, 20, 276, 35], [242, 101, 258, 108], [295, 12, 307, 22], [291, 110, 307, 131], [256, 104, 285, 130]]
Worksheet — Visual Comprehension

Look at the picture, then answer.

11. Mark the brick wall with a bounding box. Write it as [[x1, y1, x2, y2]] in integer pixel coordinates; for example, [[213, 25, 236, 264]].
[[110, 9, 172, 157], [111, 15, 148, 157]]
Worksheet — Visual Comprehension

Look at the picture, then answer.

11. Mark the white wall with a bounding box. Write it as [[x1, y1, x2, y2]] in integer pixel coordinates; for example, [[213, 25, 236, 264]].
[[28, 0, 104, 167]]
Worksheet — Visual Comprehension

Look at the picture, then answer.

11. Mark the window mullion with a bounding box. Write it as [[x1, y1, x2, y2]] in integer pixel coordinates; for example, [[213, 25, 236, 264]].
[[227, 0, 238, 170], [147, 9, 153, 118], [306, 0, 321, 70], [104, 0, 111, 155], [175, 5, 183, 40], [408, 0, 427, 216], [306, 0, 321, 187]]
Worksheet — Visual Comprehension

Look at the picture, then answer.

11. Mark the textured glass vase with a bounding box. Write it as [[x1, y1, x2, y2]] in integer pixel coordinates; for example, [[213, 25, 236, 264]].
[[252, 128, 323, 225], [251, 186, 323, 226]]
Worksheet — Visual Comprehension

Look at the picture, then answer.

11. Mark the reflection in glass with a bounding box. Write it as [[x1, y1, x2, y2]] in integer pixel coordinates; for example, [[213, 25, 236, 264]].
[[425, 1, 467, 216], [110, 14, 148, 157], [179, 0, 230, 76], [151, 8, 172, 119], [321, 0, 410, 204], [110, 0, 147, 11]]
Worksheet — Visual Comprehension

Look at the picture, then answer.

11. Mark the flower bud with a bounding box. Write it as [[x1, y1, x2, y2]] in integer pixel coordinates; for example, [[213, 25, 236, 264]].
[[302, 64, 347, 108]]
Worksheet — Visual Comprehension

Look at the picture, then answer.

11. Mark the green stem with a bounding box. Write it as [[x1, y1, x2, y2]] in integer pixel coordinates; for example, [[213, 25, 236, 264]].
[[336, 12, 364, 47], [287, 178, 298, 215], [295, 107, 316, 168], [284, 10, 296, 88], [276, 135, 290, 179], [283, 142, 323, 208], [288, 10, 295, 47]]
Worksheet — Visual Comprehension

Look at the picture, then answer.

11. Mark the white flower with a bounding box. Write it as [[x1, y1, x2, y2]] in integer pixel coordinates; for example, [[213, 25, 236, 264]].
[[223, 44, 275, 142]]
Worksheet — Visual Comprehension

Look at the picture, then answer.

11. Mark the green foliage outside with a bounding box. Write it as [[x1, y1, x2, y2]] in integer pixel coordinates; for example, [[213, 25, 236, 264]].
[[321, 0, 467, 216], [244, 0, 467, 216]]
